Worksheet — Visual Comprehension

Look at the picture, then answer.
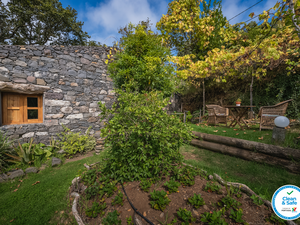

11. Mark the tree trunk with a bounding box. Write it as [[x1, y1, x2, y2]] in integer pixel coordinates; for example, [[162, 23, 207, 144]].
[[250, 75, 254, 119], [192, 131, 300, 161], [202, 79, 205, 117], [190, 139, 300, 174]]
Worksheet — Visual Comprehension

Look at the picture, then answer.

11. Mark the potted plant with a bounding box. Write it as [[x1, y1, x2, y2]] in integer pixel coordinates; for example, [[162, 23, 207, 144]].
[[236, 98, 241, 106]]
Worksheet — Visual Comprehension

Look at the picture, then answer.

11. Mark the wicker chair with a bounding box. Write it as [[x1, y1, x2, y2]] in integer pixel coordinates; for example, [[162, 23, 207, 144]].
[[257, 99, 293, 131], [206, 105, 229, 126]]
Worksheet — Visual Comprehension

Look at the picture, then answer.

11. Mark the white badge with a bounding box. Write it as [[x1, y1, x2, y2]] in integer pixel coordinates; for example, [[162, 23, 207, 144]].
[[272, 185, 300, 220]]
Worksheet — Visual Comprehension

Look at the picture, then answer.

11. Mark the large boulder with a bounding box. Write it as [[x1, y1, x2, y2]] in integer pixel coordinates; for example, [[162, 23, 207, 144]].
[[52, 157, 62, 167], [8, 169, 25, 179]]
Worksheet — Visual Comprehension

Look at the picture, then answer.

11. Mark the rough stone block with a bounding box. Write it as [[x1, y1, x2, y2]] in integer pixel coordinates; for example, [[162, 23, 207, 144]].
[[8, 169, 25, 179], [81, 58, 90, 64], [15, 60, 27, 67], [0, 66, 9, 72], [36, 132, 48, 136], [61, 107, 73, 113], [52, 157, 61, 167], [25, 167, 38, 173], [0, 75, 10, 81], [45, 93, 64, 100], [88, 117, 98, 123], [44, 120, 59, 126], [22, 132, 34, 138], [66, 114, 83, 119], [64, 95, 76, 101], [27, 76, 36, 83], [71, 83, 78, 87], [36, 78, 46, 85], [45, 99, 70, 107], [59, 119, 70, 125], [13, 78, 27, 83], [100, 90, 107, 94]]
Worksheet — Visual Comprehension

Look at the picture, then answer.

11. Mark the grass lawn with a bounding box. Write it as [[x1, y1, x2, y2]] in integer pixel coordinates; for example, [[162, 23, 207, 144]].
[[0, 151, 109, 225]]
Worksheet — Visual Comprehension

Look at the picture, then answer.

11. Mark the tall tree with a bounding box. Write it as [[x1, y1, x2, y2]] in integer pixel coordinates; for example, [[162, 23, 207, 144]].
[[0, 0, 90, 45]]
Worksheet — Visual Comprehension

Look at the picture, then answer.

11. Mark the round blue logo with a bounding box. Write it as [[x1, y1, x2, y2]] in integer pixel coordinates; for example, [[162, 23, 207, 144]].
[[272, 185, 300, 220]]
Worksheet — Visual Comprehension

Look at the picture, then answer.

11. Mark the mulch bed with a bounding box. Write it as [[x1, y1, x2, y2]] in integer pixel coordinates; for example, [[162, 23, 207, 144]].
[[71, 170, 276, 225]]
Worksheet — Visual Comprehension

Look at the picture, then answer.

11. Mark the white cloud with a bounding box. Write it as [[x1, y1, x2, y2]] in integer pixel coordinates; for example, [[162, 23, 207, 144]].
[[85, 0, 160, 32], [1, 0, 10, 4]]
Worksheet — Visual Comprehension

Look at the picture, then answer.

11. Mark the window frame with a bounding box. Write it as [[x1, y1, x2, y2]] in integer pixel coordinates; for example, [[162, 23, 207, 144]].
[[2, 92, 43, 125]]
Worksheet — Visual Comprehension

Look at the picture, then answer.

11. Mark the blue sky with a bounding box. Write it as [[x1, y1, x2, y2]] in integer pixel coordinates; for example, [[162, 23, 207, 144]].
[[3, 0, 277, 46]]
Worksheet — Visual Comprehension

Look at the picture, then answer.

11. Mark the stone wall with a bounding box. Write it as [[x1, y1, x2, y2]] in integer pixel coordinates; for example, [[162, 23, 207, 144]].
[[0, 45, 116, 147]]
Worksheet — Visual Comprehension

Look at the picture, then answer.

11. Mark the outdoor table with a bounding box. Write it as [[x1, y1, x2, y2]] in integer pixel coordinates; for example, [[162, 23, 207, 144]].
[[223, 105, 256, 130]]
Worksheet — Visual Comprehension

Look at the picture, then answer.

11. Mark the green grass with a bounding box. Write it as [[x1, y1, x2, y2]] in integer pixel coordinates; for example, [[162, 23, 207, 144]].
[[189, 122, 300, 150], [180, 143, 300, 202], [0, 151, 109, 225]]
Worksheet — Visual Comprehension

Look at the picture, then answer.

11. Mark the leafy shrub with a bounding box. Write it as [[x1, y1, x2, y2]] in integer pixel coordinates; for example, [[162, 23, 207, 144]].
[[164, 179, 181, 193], [102, 210, 121, 225], [81, 169, 98, 186], [140, 178, 153, 192], [85, 201, 106, 218], [217, 196, 241, 211], [150, 190, 171, 211], [250, 195, 264, 206], [111, 191, 124, 206], [265, 214, 287, 225], [85, 182, 100, 200], [176, 208, 196, 225], [201, 210, 228, 225], [98, 82, 194, 182], [0, 131, 15, 172], [99, 180, 118, 198], [204, 181, 222, 194], [56, 125, 96, 155], [188, 193, 205, 209], [229, 209, 247, 224]]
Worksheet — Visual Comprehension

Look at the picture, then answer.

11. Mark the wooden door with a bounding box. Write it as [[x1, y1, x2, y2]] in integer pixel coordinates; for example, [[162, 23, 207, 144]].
[[2, 93, 24, 125]]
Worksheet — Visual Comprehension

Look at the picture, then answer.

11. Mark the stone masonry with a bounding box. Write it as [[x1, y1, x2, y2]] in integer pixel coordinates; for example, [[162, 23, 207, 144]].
[[0, 45, 116, 150]]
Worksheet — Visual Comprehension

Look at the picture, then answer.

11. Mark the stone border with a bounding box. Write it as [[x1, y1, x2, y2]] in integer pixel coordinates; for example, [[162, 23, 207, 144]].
[[69, 162, 297, 225]]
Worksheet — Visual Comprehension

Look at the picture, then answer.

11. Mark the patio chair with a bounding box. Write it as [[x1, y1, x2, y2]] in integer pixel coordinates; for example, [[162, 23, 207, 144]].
[[206, 105, 229, 126], [257, 99, 293, 131]]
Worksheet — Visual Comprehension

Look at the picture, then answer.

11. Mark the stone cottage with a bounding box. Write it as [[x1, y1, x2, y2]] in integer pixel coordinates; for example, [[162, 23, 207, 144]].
[[0, 45, 116, 152], [0, 45, 182, 154]]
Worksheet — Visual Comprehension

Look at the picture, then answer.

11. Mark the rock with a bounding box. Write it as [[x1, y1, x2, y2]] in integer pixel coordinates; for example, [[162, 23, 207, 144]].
[[160, 212, 164, 218], [52, 157, 62, 167], [133, 212, 144, 225], [0, 173, 8, 183], [203, 205, 209, 211], [22, 132, 34, 138], [15, 60, 27, 67], [66, 113, 83, 119], [192, 209, 199, 216], [8, 169, 25, 179], [208, 175, 214, 180], [45, 99, 70, 107], [36, 78, 46, 85], [27, 76, 36, 83], [57, 150, 66, 154], [25, 167, 38, 173]]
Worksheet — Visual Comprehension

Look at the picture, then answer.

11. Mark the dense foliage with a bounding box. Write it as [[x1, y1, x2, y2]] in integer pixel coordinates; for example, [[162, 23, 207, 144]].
[[98, 82, 194, 182], [107, 23, 179, 98], [0, 132, 14, 172], [0, 0, 90, 45]]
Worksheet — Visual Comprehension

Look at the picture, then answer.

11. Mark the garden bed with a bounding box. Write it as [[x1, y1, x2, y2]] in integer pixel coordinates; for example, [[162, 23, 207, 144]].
[[72, 163, 286, 225]]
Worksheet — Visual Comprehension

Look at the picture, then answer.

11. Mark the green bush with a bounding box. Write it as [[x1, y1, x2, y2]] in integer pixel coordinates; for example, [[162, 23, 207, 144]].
[[56, 125, 96, 155], [98, 82, 195, 182], [0, 131, 15, 172]]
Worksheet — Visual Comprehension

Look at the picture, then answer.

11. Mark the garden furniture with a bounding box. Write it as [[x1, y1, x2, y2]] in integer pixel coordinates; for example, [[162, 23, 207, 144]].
[[257, 99, 293, 131], [223, 105, 256, 130], [206, 105, 229, 126]]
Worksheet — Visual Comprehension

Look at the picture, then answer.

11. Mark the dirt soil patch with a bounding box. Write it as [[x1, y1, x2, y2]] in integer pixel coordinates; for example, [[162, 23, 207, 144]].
[[72, 168, 276, 225]]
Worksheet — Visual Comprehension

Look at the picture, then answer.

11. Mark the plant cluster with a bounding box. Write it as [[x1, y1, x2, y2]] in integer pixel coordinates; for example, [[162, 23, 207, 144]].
[[226, 185, 242, 198], [111, 191, 124, 206], [188, 193, 205, 209], [164, 179, 181, 193], [229, 208, 248, 224], [6, 138, 57, 168], [81, 169, 98, 186], [176, 208, 196, 225], [85, 201, 106, 218], [140, 178, 153, 192], [150, 190, 171, 211], [250, 195, 264, 206], [127, 216, 133, 225], [204, 181, 222, 194], [172, 166, 200, 186], [102, 210, 121, 225], [99, 180, 118, 198], [56, 125, 96, 155], [0, 131, 15, 172], [201, 210, 228, 225], [217, 196, 242, 211], [265, 214, 287, 225], [85, 182, 100, 200]]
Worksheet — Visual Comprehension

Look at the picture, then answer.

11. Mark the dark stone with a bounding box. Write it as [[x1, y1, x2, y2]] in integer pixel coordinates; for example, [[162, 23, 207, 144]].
[[45, 93, 64, 100], [272, 126, 286, 144], [8, 169, 25, 179], [52, 157, 62, 167], [25, 167, 38, 173]]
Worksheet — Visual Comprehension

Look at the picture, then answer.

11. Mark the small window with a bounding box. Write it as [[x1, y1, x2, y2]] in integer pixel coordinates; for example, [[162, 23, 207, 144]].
[[2, 93, 43, 125]]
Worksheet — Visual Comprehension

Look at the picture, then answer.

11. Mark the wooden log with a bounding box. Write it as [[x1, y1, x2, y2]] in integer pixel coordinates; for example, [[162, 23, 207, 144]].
[[192, 131, 300, 161], [190, 139, 300, 174]]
